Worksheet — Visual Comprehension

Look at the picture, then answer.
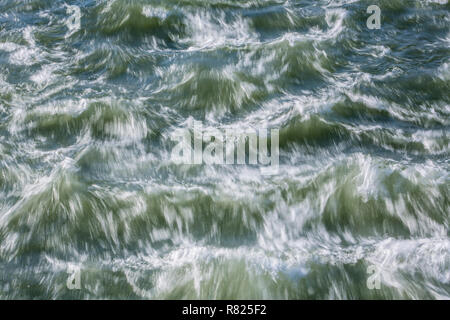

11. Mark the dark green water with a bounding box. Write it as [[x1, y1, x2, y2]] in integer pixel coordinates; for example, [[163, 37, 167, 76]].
[[0, 0, 449, 299]]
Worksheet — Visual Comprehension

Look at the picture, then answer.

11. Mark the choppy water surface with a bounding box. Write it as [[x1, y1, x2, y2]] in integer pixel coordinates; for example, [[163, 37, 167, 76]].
[[0, 0, 449, 299]]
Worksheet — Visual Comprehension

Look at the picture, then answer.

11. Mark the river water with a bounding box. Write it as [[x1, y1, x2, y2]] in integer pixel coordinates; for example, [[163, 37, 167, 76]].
[[0, 0, 449, 299]]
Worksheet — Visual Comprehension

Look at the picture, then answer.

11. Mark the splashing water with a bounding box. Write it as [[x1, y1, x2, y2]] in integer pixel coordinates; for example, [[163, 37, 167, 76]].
[[0, 0, 449, 299]]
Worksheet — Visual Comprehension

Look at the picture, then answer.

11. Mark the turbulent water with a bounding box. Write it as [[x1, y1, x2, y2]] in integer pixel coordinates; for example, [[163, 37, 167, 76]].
[[0, 0, 449, 299]]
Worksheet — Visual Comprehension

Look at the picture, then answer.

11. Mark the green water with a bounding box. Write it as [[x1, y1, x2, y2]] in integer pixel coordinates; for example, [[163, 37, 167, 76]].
[[0, 0, 449, 299]]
